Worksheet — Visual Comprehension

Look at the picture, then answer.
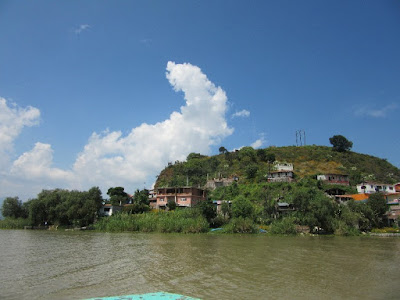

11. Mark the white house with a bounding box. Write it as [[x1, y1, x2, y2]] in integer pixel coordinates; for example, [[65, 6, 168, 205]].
[[317, 174, 350, 186], [99, 204, 123, 216], [356, 182, 395, 194], [273, 162, 293, 172], [267, 162, 294, 182]]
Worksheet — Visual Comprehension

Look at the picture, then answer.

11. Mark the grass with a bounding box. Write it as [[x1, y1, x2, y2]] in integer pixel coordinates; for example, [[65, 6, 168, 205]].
[[0, 218, 31, 229], [95, 209, 209, 233]]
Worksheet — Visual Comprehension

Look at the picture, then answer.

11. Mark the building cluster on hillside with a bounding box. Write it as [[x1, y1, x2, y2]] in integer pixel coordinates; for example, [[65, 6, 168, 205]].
[[334, 182, 400, 225], [99, 160, 400, 225]]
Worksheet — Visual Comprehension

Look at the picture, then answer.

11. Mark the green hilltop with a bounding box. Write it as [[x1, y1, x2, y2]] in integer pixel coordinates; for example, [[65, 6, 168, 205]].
[[155, 145, 400, 188]]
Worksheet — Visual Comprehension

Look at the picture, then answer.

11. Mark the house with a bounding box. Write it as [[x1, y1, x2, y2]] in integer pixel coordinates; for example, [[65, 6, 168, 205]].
[[276, 202, 295, 214], [267, 162, 294, 182], [155, 187, 207, 209], [148, 189, 157, 209], [272, 162, 293, 172], [212, 200, 232, 214], [317, 174, 350, 186], [335, 193, 369, 204], [99, 204, 123, 216], [205, 176, 238, 190], [267, 171, 294, 182], [356, 182, 395, 194], [386, 193, 400, 226]]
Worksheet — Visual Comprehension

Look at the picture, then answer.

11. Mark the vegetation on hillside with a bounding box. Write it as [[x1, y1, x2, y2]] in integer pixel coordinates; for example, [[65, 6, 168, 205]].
[[155, 145, 400, 188], [1, 142, 399, 235]]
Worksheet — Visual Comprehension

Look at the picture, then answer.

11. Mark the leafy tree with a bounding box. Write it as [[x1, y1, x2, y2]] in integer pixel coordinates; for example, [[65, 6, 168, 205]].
[[346, 200, 374, 231], [238, 146, 257, 162], [245, 164, 258, 179], [266, 153, 276, 164], [329, 135, 353, 152], [125, 189, 150, 214], [219, 146, 228, 154], [221, 201, 231, 219], [107, 187, 129, 206], [25, 187, 103, 227], [187, 152, 205, 160], [1, 197, 27, 218], [167, 199, 177, 211], [232, 195, 254, 219], [367, 193, 387, 228], [27, 198, 47, 226], [197, 199, 217, 223], [256, 149, 267, 161]]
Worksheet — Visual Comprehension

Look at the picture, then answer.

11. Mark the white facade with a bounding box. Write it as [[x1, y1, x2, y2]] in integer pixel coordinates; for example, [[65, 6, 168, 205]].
[[356, 182, 395, 194], [317, 174, 349, 185], [267, 171, 294, 182], [273, 162, 293, 172], [99, 205, 122, 216]]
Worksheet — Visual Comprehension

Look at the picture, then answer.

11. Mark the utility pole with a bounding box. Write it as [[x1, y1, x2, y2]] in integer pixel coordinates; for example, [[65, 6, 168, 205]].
[[295, 130, 306, 146]]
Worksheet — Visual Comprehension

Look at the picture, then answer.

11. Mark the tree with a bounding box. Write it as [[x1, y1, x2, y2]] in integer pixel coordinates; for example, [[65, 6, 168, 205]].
[[232, 195, 254, 219], [1, 197, 26, 218], [329, 135, 353, 152], [186, 152, 205, 161], [107, 187, 129, 206], [221, 201, 231, 219], [367, 193, 387, 228], [197, 199, 217, 223], [126, 189, 150, 214], [219, 146, 228, 154], [167, 199, 177, 211], [238, 147, 256, 162], [245, 164, 258, 179]]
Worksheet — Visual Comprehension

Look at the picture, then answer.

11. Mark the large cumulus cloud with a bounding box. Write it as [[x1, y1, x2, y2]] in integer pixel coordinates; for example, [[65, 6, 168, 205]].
[[0, 62, 234, 198]]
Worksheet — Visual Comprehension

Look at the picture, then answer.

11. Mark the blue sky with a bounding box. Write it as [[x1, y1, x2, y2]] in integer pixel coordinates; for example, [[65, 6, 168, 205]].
[[1, 0, 399, 200]]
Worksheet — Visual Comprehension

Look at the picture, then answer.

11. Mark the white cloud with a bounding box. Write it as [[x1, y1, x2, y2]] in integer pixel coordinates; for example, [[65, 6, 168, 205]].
[[72, 62, 233, 191], [0, 98, 40, 170], [74, 24, 90, 34], [11, 143, 73, 181], [250, 134, 267, 149], [354, 103, 398, 118], [231, 109, 250, 118], [0, 62, 234, 198]]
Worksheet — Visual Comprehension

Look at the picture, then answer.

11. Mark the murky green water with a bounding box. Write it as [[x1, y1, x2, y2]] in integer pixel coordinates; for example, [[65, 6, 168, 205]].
[[0, 230, 399, 299]]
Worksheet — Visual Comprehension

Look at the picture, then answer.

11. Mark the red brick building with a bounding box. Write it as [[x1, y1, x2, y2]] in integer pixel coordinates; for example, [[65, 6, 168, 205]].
[[155, 187, 207, 209]]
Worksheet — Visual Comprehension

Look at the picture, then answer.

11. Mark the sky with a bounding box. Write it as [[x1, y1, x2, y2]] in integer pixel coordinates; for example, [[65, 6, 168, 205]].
[[0, 0, 399, 200]]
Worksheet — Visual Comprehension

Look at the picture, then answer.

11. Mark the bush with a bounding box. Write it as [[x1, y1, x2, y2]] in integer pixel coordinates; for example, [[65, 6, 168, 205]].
[[223, 217, 257, 233], [0, 218, 31, 229], [232, 196, 255, 219], [95, 210, 209, 233], [334, 221, 360, 236], [371, 227, 400, 234], [269, 217, 297, 235]]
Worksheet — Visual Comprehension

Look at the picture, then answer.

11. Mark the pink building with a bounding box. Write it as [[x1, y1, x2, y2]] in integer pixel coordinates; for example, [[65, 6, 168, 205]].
[[155, 187, 207, 209]]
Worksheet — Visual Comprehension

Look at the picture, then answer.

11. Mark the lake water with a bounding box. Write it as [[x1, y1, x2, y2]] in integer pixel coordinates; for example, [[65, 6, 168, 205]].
[[0, 230, 399, 300]]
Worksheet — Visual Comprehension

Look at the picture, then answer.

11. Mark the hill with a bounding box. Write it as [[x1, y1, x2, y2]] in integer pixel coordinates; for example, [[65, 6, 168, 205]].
[[155, 145, 400, 188]]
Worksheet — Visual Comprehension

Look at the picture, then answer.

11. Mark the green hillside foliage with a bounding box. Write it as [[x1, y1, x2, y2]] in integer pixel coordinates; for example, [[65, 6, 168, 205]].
[[155, 146, 400, 188]]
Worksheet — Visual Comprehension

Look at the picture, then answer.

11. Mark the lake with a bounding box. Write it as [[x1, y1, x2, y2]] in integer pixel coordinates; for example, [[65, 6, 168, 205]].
[[0, 230, 399, 299]]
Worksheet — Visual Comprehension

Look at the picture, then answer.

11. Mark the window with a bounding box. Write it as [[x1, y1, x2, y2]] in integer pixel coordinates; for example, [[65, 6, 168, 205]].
[[181, 198, 187, 201]]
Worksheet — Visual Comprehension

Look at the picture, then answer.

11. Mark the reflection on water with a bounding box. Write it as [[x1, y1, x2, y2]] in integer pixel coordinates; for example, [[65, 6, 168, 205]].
[[0, 230, 399, 299]]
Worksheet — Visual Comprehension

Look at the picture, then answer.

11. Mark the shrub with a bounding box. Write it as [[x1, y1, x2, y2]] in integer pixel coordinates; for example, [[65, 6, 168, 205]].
[[0, 218, 31, 229], [334, 221, 360, 236], [269, 217, 297, 235], [223, 217, 257, 233]]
